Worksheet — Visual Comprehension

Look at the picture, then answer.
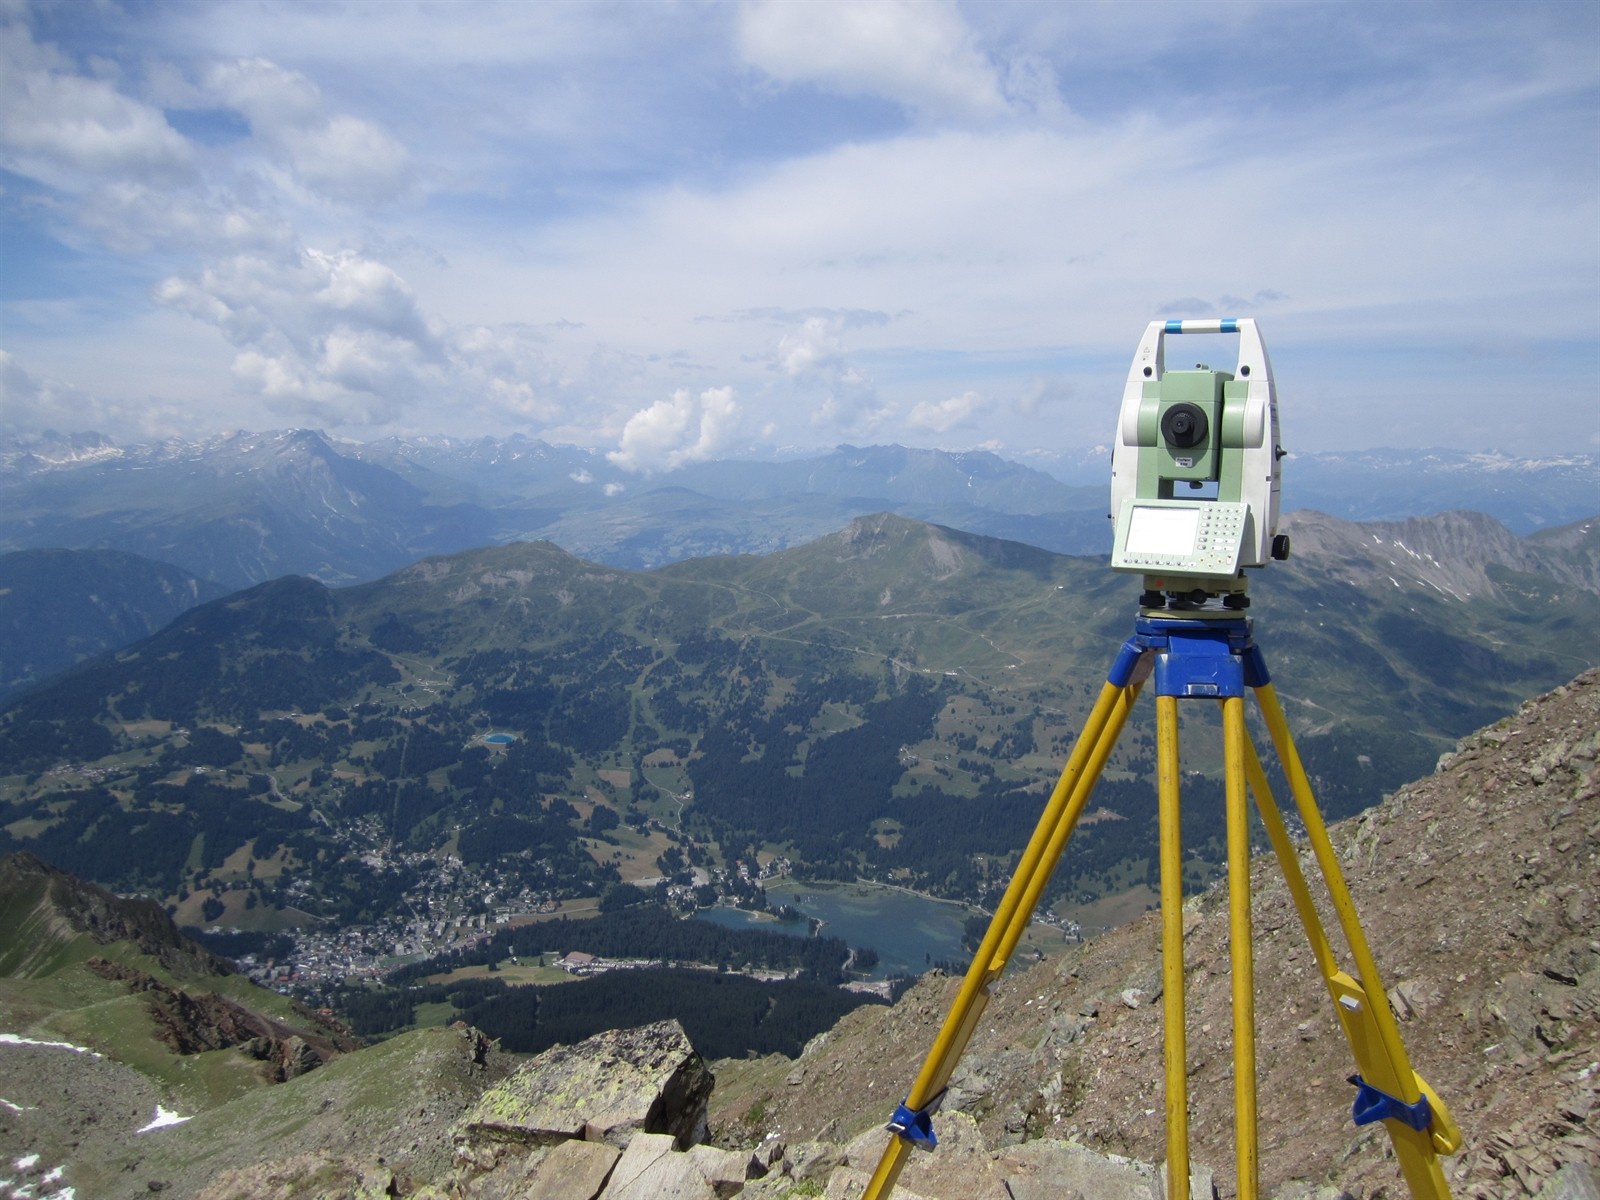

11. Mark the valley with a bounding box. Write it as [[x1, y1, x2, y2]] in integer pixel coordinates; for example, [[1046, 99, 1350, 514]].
[[2, 506, 1596, 1042], [0, 446, 1597, 1198], [3, 664, 1594, 1200]]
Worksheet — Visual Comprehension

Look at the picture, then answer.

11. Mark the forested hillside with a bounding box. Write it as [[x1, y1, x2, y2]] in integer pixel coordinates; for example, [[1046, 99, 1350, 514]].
[[1, 512, 1595, 933]]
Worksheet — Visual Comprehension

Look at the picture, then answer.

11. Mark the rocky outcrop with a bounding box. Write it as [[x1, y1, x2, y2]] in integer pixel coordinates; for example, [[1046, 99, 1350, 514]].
[[195, 1019, 1205, 1200], [442, 1020, 774, 1199], [440, 1016, 1231, 1200], [85, 956, 344, 1079], [458, 1019, 715, 1151]]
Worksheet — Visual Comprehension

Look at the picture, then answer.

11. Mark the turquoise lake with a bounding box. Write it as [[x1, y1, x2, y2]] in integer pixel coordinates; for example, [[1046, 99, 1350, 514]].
[[694, 879, 975, 980]]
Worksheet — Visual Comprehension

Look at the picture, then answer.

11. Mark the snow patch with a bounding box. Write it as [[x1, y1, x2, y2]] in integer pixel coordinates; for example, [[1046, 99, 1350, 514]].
[[3, 1148, 73, 1200], [137, 1106, 191, 1132], [0, 1033, 101, 1058]]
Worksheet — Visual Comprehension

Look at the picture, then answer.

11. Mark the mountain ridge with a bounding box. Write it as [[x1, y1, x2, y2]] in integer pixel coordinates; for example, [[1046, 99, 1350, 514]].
[[5, 428, 1593, 584], [1277, 509, 1600, 601], [0, 547, 228, 704], [0, 849, 232, 980]]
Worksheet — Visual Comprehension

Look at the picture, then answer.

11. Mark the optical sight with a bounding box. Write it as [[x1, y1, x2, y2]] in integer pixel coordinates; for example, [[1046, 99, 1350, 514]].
[[1109, 318, 1288, 609]]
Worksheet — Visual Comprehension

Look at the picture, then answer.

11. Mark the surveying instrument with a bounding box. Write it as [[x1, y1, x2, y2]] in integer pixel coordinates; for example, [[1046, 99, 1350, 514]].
[[863, 319, 1461, 1200]]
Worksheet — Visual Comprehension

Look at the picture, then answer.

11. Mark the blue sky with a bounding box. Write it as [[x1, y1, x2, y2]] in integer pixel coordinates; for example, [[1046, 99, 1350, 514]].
[[1, 0, 1595, 468]]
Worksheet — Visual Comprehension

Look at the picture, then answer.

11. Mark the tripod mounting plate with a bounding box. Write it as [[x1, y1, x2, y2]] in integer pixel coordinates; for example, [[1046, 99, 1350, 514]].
[[1110, 615, 1270, 699]]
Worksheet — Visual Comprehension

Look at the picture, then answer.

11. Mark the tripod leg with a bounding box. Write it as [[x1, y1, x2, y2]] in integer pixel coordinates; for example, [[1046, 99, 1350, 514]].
[[1241, 740, 1341, 999], [863, 677, 1139, 1200], [1156, 695, 1190, 1200], [1250, 684, 1458, 1199], [1223, 695, 1259, 1200]]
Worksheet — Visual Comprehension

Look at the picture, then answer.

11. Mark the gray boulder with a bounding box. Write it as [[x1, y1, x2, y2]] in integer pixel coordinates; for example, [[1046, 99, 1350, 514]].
[[515, 1139, 622, 1200], [458, 1019, 714, 1151], [604, 1131, 719, 1199]]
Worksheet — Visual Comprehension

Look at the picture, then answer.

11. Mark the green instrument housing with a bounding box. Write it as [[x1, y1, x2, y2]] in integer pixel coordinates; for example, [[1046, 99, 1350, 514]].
[[1134, 367, 1254, 501]]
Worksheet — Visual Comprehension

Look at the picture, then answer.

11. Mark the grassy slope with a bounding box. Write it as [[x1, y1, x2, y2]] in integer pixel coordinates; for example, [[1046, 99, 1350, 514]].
[[87, 1024, 513, 1199]]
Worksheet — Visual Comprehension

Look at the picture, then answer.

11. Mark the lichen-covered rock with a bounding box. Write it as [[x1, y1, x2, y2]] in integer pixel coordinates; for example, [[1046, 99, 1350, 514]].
[[458, 1019, 714, 1151]]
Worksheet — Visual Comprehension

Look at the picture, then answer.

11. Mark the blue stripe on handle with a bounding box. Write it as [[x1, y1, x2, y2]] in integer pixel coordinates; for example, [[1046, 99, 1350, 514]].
[[1163, 318, 1241, 334]]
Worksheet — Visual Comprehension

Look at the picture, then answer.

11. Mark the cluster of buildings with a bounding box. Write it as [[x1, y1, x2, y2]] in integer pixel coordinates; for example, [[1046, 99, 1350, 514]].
[[234, 837, 576, 987]]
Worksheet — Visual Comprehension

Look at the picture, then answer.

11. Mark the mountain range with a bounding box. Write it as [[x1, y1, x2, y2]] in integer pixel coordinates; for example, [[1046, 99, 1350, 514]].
[[3, 429, 1594, 587]]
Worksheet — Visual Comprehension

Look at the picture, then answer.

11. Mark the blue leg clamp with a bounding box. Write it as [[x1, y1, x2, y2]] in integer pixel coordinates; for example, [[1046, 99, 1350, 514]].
[[1348, 1074, 1432, 1132], [887, 1097, 940, 1148]]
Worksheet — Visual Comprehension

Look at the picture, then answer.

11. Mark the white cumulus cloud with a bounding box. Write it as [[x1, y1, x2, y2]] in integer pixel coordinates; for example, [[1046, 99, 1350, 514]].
[[0, 22, 192, 190], [777, 315, 843, 380], [609, 386, 740, 472], [764, 313, 891, 436], [908, 390, 988, 434], [155, 247, 439, 424], [206, 57, 413, 205]]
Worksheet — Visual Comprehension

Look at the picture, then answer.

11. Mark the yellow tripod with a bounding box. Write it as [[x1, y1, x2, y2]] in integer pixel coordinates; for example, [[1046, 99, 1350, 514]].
[[864, 613, 1461, 1200]]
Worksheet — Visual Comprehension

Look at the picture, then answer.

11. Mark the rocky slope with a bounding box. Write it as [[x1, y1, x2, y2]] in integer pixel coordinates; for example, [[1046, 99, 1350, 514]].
[[184, 1018, 1205, 1200], [1276, 510, 1599, 601], [0, 854, 361, 1198], [708, 666, 1600, 1199]]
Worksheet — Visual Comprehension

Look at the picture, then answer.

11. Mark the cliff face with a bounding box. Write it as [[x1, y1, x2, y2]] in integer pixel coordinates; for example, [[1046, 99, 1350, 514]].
[[84, 957, 352, 1079], [708, 667, 1600, 1199]]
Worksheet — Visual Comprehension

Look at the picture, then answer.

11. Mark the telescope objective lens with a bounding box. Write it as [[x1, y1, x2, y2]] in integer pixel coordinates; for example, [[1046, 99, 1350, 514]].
[[1160, 403, 1208, 449]]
